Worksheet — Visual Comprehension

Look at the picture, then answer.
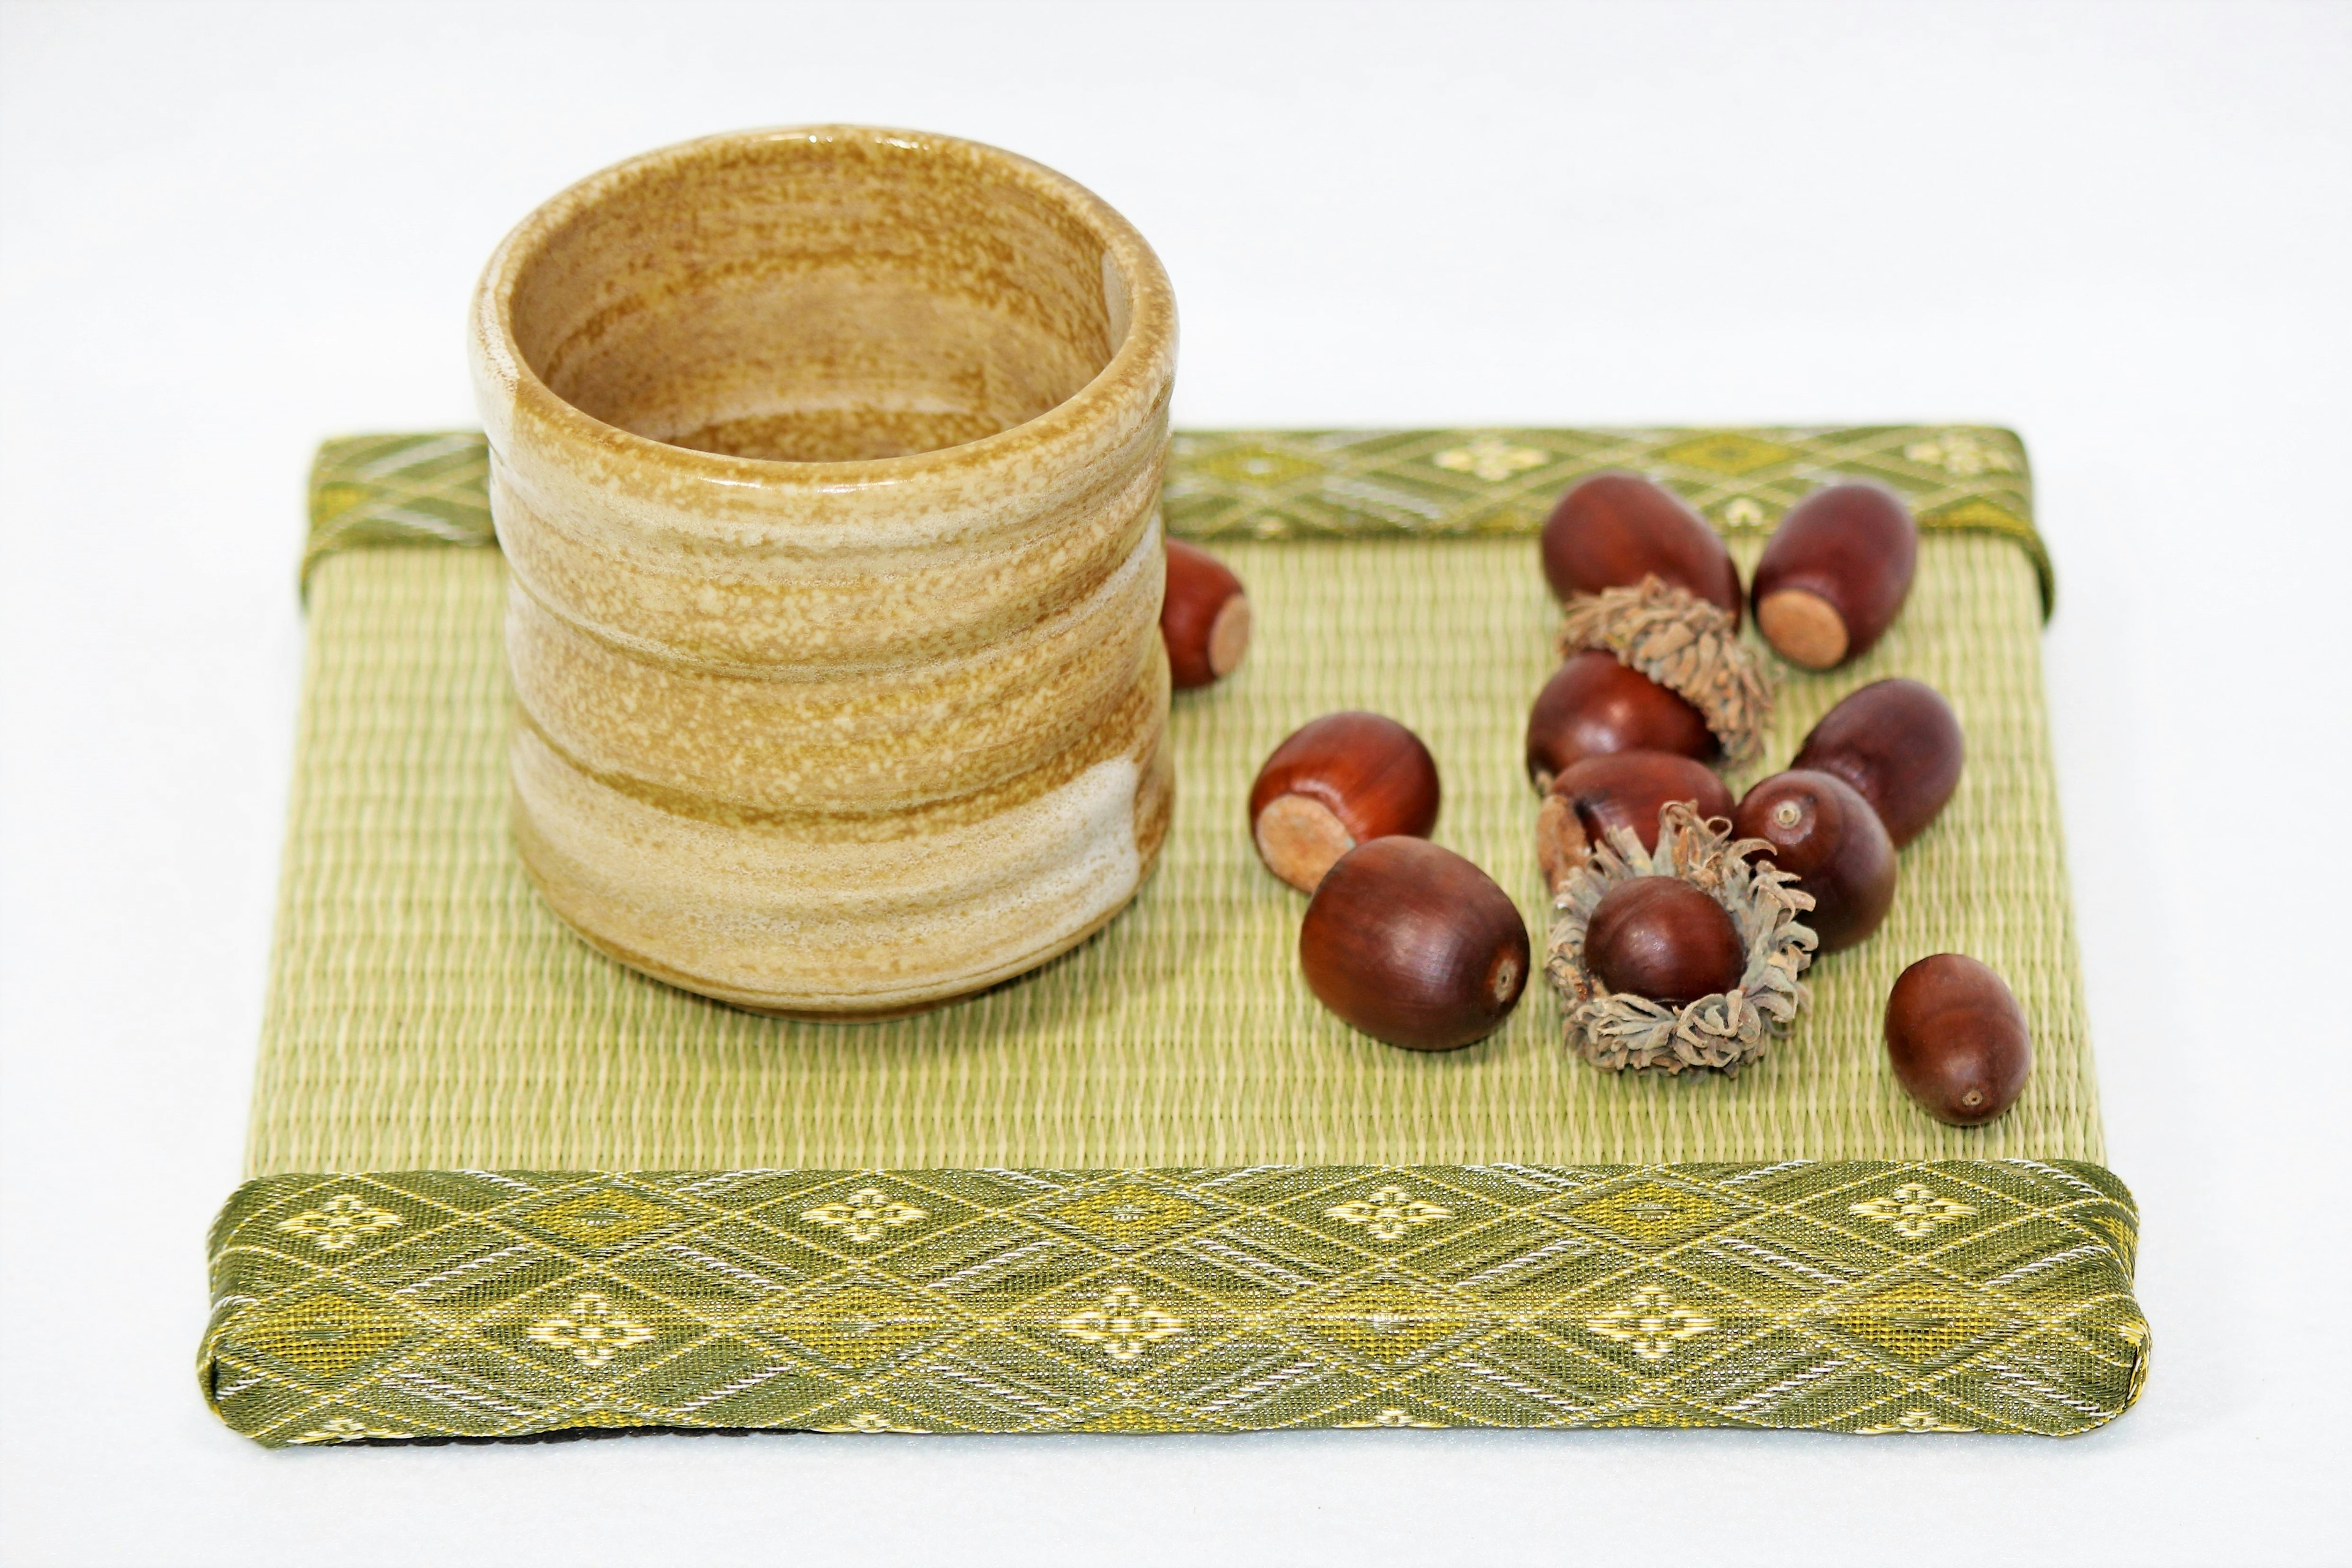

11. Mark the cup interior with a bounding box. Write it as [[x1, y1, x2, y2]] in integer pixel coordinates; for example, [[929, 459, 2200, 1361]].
[[505, 132, 1134, 463]]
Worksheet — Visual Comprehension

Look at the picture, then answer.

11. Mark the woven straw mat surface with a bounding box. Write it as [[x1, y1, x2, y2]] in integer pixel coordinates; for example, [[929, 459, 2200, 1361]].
[[249, 429, 2098, 1175]]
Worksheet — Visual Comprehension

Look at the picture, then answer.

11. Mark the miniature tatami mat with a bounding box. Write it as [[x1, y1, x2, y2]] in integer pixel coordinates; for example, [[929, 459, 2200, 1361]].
[[202, 426, 2145, 1444]]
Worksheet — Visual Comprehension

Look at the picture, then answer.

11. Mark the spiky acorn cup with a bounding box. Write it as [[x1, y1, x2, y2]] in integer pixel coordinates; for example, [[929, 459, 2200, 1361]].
[[1557, 576, 1775, 766], [1547, 802, 1815, 1073]]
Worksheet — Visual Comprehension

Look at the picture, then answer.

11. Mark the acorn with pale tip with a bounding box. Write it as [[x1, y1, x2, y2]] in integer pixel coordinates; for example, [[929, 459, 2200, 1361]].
[[1248, 712, 1441, 893], [1752, 483, 1919, 670], [1536, 750, 1733, 891], [1161, 539, 1252, 690]]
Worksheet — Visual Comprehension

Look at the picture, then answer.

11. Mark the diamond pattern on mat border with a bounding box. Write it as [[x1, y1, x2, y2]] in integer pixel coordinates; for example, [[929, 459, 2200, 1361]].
[[201, 1161, 2144, 1444]]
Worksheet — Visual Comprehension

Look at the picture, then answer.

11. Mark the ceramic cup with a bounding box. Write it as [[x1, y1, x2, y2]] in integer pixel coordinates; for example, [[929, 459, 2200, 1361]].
[[469, 126, 1177, 1016]]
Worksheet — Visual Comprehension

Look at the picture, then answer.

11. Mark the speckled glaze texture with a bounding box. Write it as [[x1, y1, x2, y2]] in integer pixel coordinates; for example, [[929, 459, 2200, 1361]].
[[470, 127, 1178, 1016]]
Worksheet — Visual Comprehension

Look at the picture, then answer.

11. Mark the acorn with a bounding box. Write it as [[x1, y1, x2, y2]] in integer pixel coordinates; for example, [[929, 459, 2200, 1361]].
[[1536, 751, 1734, 891], [1250, 712, 1441, 892], [1525, 649, 1716, 793], [1161, 538, 1251, 690], [1583, 876, 1747, 1006], [1751, 483, 1919, 669], [1541, 472, 1744, 625], [1790, 677, 1963, 848], [1733, 769, 1896, 952], [1547, 803, 1814, 1074], [1884, 954, 2032, 1126], [1299, 837, 1529, 1052]]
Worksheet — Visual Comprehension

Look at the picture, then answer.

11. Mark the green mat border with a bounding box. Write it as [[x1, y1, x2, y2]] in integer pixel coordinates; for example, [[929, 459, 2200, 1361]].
[[303, 424, 2052, 614], [203, 1160, 2144, 1446]]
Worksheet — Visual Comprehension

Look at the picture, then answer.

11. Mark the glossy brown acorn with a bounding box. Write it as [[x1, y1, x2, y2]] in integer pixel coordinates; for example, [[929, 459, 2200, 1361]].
[[1299, 837, 1530, 1051], [1583, 876, 1747, 1005], [1540, 472, 1744, 625], [1250, 712, 1442, 892], [1161, 538, 1251, 690], [1791, 678, 1963, 848], [1526, 650, 1717, 793], [1733, 769, 1896, 952], [1751, 483, 1919, 669], [1884, 953, 2032, 1126], [1536, 751, 1735, 889]]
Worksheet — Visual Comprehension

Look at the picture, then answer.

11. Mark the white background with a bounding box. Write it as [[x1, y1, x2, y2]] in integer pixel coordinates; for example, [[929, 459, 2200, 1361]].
[[3, 2, 2348, 1563]]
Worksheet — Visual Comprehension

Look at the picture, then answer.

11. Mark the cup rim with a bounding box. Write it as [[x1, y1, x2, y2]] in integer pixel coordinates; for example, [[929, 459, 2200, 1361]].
[[470, 124, 1177, 493]]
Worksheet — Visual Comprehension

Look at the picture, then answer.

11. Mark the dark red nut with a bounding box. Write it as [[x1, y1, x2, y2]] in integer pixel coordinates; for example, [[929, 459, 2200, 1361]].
[[1535, 751, 1735, 890], [1752, 483, 1919, 669], [1250, 712, 1442, 892], [1526, 649, 1717, 794], [1733, 769, 1896, 952], [1161, 538, 1251, 690], [1583, 876, 1746, 1006], [1792, 678, 1963, 848], [1299, 837, 1529, 1052], [1884, 953, 2032, 1126], [1540, 472, 1744, 625]]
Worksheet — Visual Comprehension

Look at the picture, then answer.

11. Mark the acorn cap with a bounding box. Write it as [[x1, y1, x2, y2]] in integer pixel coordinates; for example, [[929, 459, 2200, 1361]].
[[1556, 576, 1775, 766], [1545, 802, 1817, 1074]]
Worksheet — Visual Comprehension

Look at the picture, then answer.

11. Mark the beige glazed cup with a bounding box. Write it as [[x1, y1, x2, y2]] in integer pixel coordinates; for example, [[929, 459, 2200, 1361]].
[[469, 126, 1178, 1016]]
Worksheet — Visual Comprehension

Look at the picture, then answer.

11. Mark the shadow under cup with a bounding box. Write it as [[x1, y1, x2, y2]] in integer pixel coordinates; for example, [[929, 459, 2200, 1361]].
[[469, 126, 1180, 1018]]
